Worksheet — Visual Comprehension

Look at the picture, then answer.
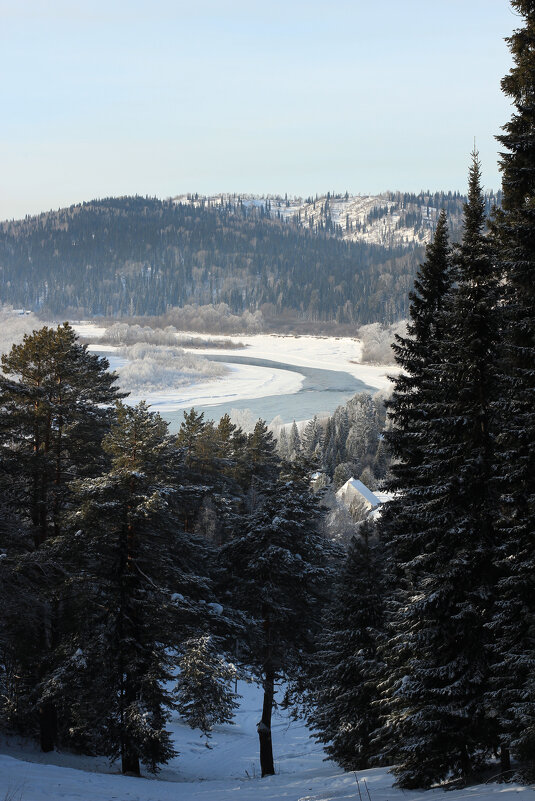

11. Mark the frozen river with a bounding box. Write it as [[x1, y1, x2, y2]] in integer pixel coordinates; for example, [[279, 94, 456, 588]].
[[161, 354, 376, 430], [77, 326, 396, 431]]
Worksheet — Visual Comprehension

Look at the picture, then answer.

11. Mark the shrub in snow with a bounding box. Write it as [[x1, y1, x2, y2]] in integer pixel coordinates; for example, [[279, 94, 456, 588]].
[[116, 343, 227, 393], [0, 307, 42, 362], [98, 322, 244, 349], [161, 303, 263, 334], [357, 320, 407, 364]]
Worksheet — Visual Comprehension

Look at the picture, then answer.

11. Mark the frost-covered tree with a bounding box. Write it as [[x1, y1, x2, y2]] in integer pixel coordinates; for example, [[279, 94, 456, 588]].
[[287, 420, 301, 461], [301, 415, 322, 459], [277, 426, 290, 460], [175, 635, 238, 738], [332, 462, 354, 491], [322, 418, 337, 474], [347, 394, 379, 460]]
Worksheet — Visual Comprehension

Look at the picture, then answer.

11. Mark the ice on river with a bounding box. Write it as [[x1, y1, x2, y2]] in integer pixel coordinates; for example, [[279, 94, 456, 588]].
[[73, 325, 397, 417]]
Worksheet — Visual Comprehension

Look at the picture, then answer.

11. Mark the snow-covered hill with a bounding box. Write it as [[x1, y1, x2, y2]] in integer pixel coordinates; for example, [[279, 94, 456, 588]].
[[172, 191, 473, 249], [0, 681, 532, 801]]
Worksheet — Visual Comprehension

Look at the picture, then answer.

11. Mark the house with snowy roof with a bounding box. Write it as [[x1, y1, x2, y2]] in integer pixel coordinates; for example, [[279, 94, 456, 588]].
[[336, 477, 381, 512]]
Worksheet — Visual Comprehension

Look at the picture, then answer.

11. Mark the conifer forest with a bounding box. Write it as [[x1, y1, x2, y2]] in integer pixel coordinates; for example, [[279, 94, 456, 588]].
[[2, 1, 535, 795]]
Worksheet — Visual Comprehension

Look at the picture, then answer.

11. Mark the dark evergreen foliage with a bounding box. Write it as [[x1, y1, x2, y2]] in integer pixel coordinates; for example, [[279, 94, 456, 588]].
[[221, 459, 332, 776], [0, 323, 125, 753], [60, 402, 215, 774], [0, 322, 124, 544], [309, 520, 385, 770], [378, 154, 502, 787], [488, 0, 535, 773]]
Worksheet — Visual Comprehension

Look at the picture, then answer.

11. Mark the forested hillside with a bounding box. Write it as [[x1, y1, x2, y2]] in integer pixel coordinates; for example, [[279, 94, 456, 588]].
[[3, 0, 535, 790], [0, 191, 488, 325]]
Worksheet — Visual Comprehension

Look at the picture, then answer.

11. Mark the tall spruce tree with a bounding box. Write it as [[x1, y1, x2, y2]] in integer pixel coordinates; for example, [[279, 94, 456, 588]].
[[301, 415, 322, 460], [488, 0, 535, 773], [379, 155, 501, 787], [385, 208, 452, 498], [309, 519, 385, 770], [221, 461, 331, 777]]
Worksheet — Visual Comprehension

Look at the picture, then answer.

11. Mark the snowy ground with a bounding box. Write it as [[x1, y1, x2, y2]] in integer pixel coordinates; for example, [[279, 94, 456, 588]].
[[1, 682, 532, 801], [72, 324, 396, 415]]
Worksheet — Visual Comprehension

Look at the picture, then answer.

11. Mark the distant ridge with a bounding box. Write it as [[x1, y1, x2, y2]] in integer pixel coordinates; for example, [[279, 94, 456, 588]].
[[0, 191, 498, 327]]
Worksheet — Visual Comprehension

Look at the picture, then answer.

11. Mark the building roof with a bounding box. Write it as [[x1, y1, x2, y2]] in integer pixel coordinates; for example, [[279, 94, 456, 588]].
[[336, 478, 381, 508]]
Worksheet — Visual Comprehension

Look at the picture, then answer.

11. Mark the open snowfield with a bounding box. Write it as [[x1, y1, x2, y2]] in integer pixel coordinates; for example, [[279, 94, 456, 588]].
[[84, 343, 305, 413], [1, 681, 532, 801], [180, 332, 395, 392], [72, 324, 396, 415]]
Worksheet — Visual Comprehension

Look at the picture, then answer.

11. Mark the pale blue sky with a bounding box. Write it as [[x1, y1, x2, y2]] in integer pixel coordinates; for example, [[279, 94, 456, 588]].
[[0, 0, 519, 220]]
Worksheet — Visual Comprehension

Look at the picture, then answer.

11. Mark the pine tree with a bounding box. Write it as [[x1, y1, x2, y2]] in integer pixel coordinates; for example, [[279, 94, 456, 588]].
[[287, 420, 301, 461], [309, 519, 385, 769], [60, 402, 214, 774], [277, 427, 290, 460], [379, 156, 501, 787], [245, 420, 280, 510], [385, 209, 452, 486], [176, 409, 243, 537], [221, 462, 331, 777], [0, 323, 123, 752], [487, 0, 535, 773], [301, 415, 322, 460], [0, 323, 124, 545], [322, 418, 337, 475], [346, 394, 379, 466], [176, 408, 209, 472], [175, 635, 238, 738]]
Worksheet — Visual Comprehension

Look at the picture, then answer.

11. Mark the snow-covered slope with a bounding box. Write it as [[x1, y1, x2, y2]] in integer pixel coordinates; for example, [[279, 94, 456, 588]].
[[1, 681, 533, 801], [172, 191, 467, 249]]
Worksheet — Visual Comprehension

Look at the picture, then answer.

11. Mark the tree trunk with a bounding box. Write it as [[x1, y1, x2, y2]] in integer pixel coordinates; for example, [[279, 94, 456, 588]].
[[500, 745, 511, 775], [39, 602, 57, 752], [120, 671, 140, 776], [122, 744, 140, 776], [52, 407, 63, 536], [39, 702, 57, 752], [257, 664, 275, 777], [119, 516, 140, 777], [459, 744, 471, 781]]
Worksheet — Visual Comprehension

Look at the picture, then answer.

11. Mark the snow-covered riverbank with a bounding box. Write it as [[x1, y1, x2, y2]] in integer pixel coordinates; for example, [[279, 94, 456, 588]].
[[73, 324, 397, 419]]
